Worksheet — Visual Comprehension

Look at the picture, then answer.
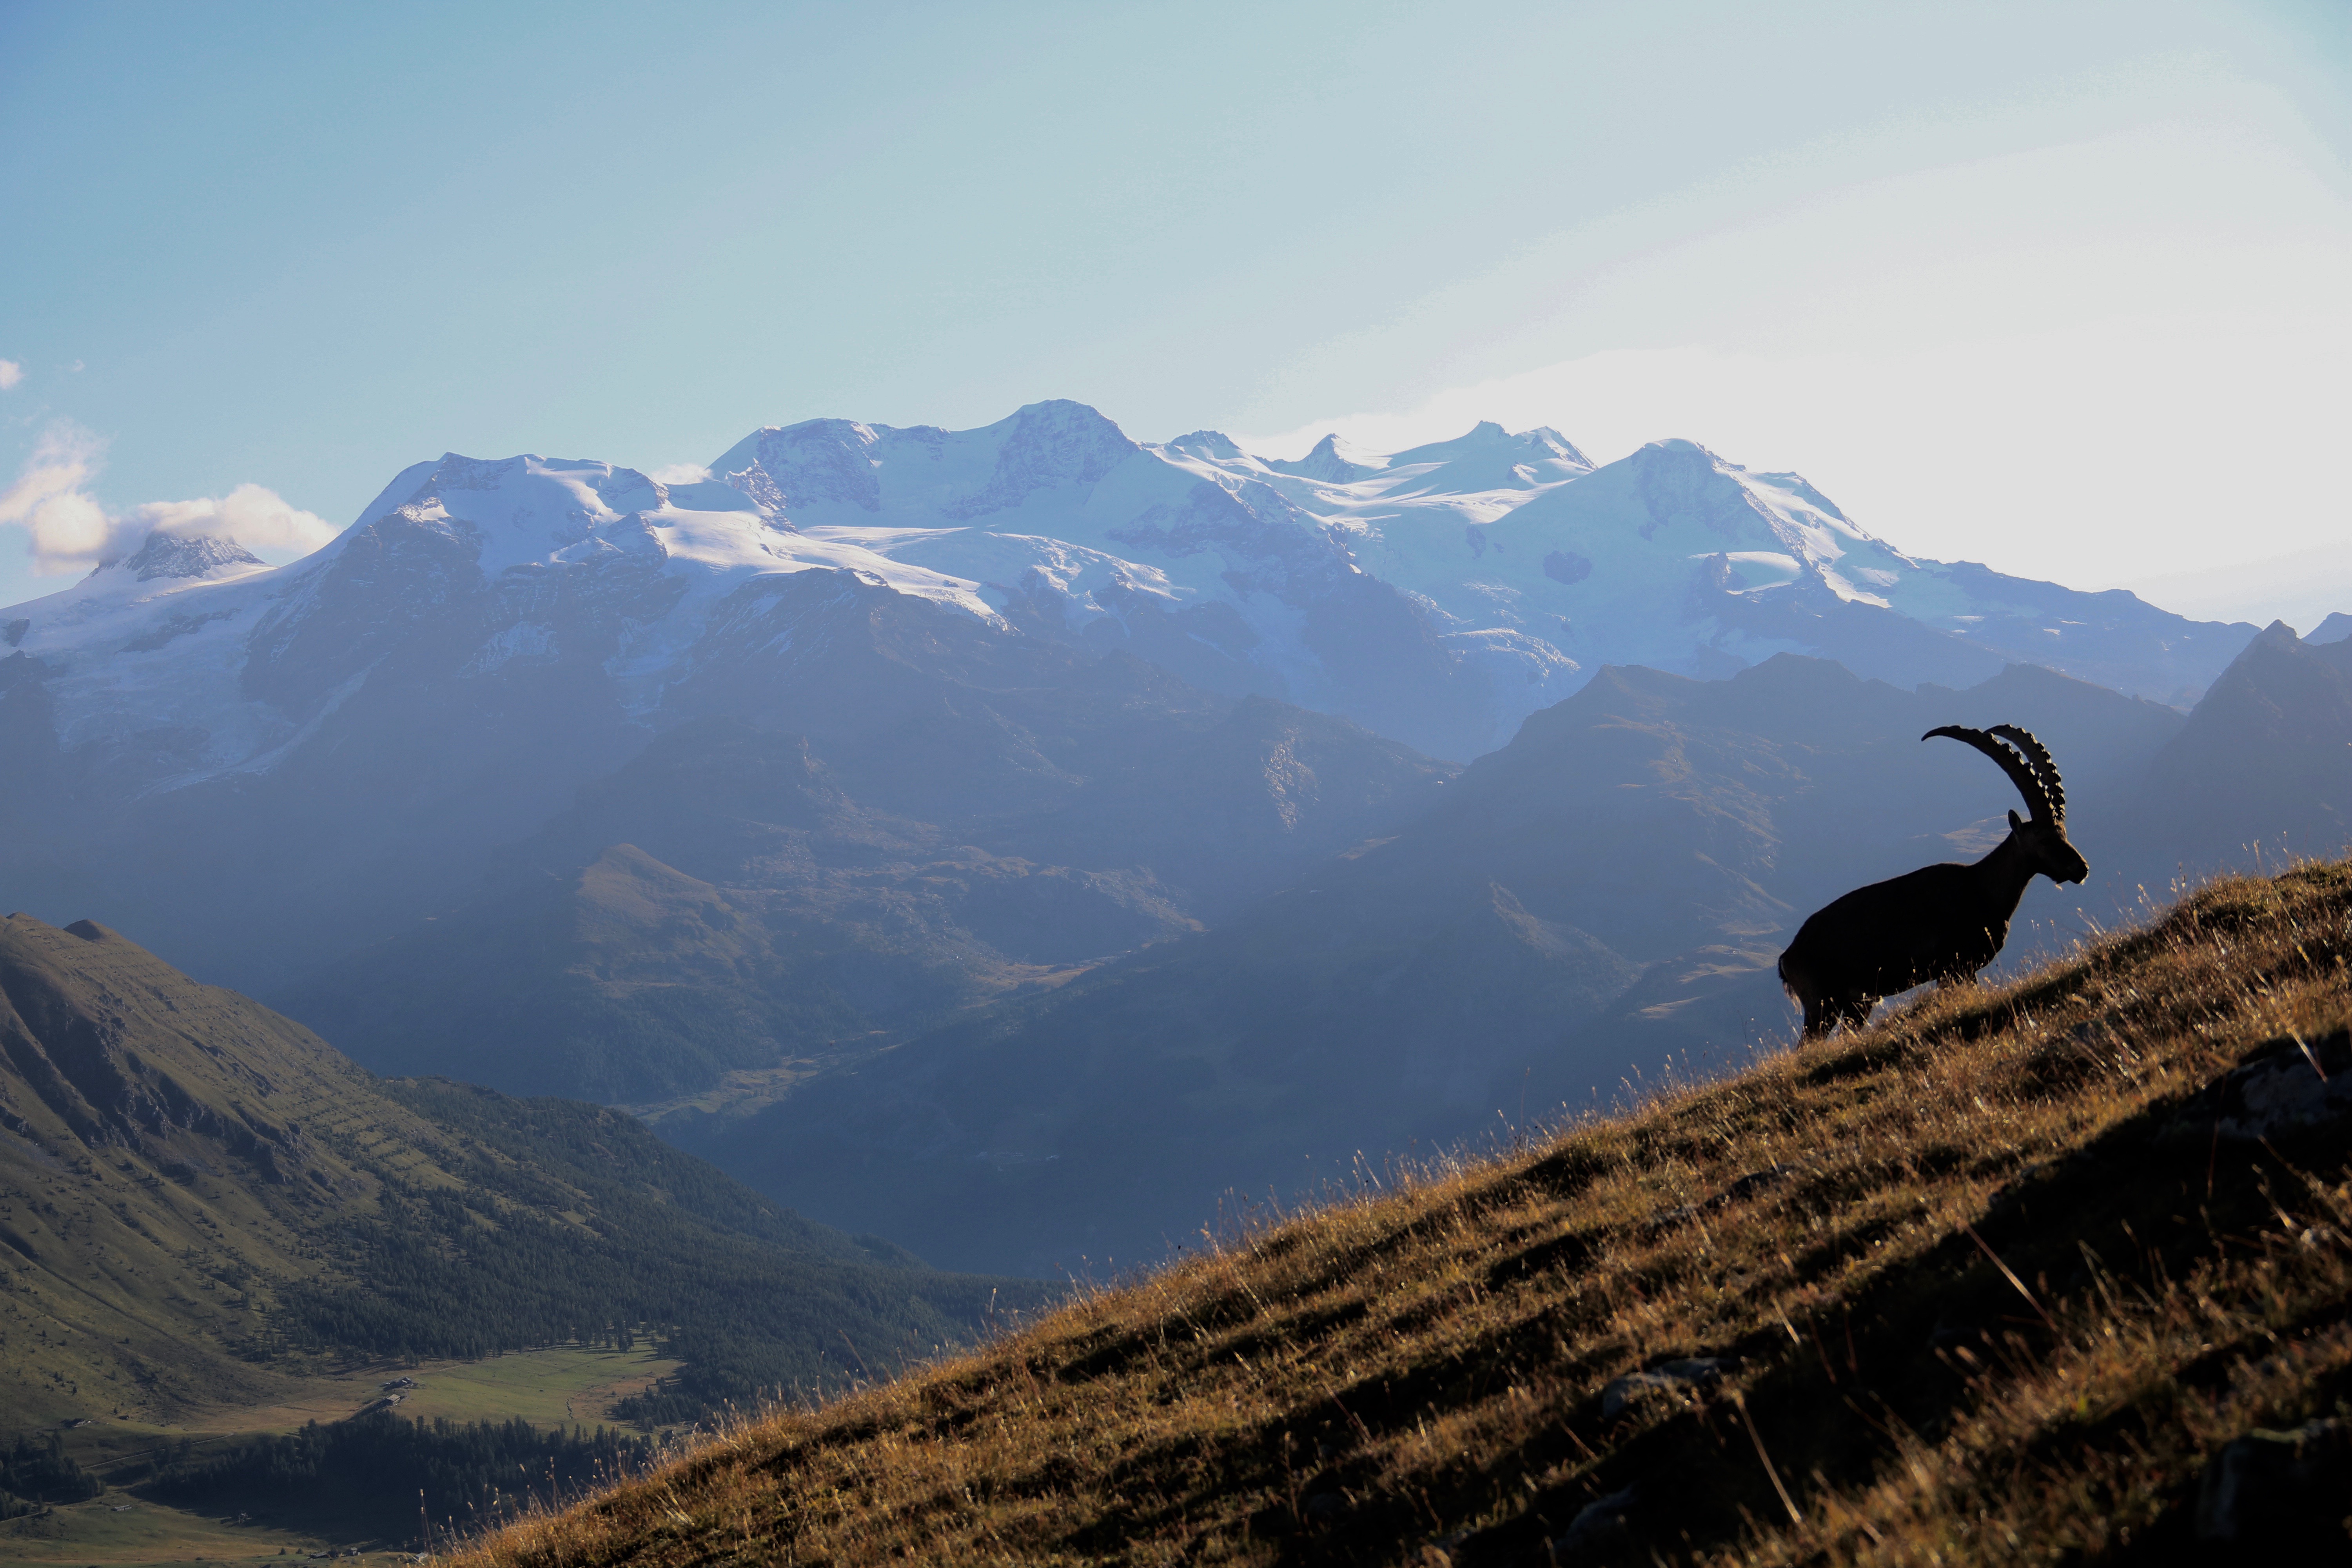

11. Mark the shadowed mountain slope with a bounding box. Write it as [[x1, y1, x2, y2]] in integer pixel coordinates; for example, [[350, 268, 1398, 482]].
[[677, 655, 2189, 1276], [2132, 619, 2352, 874], [0, 547, 1448, 1007], [284, 641, 1452, 1105]]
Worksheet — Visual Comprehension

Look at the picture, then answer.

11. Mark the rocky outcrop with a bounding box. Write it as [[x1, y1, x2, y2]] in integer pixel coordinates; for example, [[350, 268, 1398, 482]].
[[2195, 1419, 2350, 1548], [115, 532, 265, 582], [2171, 1030, 2352, 1143], [944, 400, 1140, 520]]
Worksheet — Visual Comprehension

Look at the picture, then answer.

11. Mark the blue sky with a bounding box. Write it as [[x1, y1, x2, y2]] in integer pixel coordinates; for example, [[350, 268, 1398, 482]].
[[3, 0, 2347, 619]]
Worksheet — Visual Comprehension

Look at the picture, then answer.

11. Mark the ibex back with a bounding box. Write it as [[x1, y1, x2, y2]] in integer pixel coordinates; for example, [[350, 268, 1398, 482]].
[[1778, 724, 2088, 1040]]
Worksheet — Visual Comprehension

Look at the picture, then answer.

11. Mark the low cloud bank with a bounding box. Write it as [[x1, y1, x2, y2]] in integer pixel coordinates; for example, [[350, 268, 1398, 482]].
[[0, 422, 336, 577]]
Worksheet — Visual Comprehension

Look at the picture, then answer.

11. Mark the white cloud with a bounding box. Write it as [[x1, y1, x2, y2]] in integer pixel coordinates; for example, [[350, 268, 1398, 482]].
[[648, 461, 711, 485], [0, 423, 114, 574], [0, 360, 23, 391], [0, 421, 336, 576]]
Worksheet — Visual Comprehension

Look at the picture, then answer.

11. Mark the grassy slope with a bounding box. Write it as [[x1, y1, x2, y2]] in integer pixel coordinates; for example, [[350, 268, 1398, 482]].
[[0, 913, 427, 1425], [0, 914, 1044, 1437], [456, 860, 2352, 1565]]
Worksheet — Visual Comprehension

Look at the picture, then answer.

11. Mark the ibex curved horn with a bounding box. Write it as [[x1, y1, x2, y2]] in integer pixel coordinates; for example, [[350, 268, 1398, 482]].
[[1922, 724, 2055, 824], [1988, 723, 2065, 822]]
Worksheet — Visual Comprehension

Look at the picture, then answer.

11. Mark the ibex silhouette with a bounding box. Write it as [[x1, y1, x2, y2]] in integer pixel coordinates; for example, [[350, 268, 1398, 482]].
[[1779, 724, 2087, 1040]]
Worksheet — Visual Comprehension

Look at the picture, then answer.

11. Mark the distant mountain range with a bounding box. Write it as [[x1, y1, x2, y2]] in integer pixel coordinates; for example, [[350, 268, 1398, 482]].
[[0, 401, 2339, 1280], [0, 404, 2256, 780]]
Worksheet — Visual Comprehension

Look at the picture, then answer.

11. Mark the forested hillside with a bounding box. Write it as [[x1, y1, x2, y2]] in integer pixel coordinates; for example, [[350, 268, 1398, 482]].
[[0, 913, 1048, 1434], [140, 1412, 655, 1544]]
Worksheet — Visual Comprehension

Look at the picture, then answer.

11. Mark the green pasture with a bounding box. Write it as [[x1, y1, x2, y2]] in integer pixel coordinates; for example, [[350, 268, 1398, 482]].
[[366, 1345, 682, 1431], [2, 1345, 682, 1565]]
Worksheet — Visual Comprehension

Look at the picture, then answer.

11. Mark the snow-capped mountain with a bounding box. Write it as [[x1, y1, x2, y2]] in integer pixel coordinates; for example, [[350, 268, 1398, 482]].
[[700, 401, 2256, 757], [0, 451, 996, 793], [701, 403, 1534, 758], [1, 400, 2256, 802]]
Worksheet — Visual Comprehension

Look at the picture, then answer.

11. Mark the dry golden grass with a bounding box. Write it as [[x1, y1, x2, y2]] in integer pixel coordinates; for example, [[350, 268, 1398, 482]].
[[448, 862, 2352, 1566]]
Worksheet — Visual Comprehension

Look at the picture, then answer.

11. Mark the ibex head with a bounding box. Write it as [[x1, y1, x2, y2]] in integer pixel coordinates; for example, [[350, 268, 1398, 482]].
[[1924, 723, 2089, 886]]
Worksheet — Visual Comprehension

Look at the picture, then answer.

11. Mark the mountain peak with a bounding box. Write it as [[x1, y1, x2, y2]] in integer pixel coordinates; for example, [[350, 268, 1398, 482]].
[[710, 420, 887, 514], [109, 531, 267, 582], [1641, 437, 1713, 460], [1161, 430, 1244, 461], [1263, 433, 1379, 484], [943, 400, 1140, 521], [1523, 426, 1593, 468], [1381, 422, 1592, 474]]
